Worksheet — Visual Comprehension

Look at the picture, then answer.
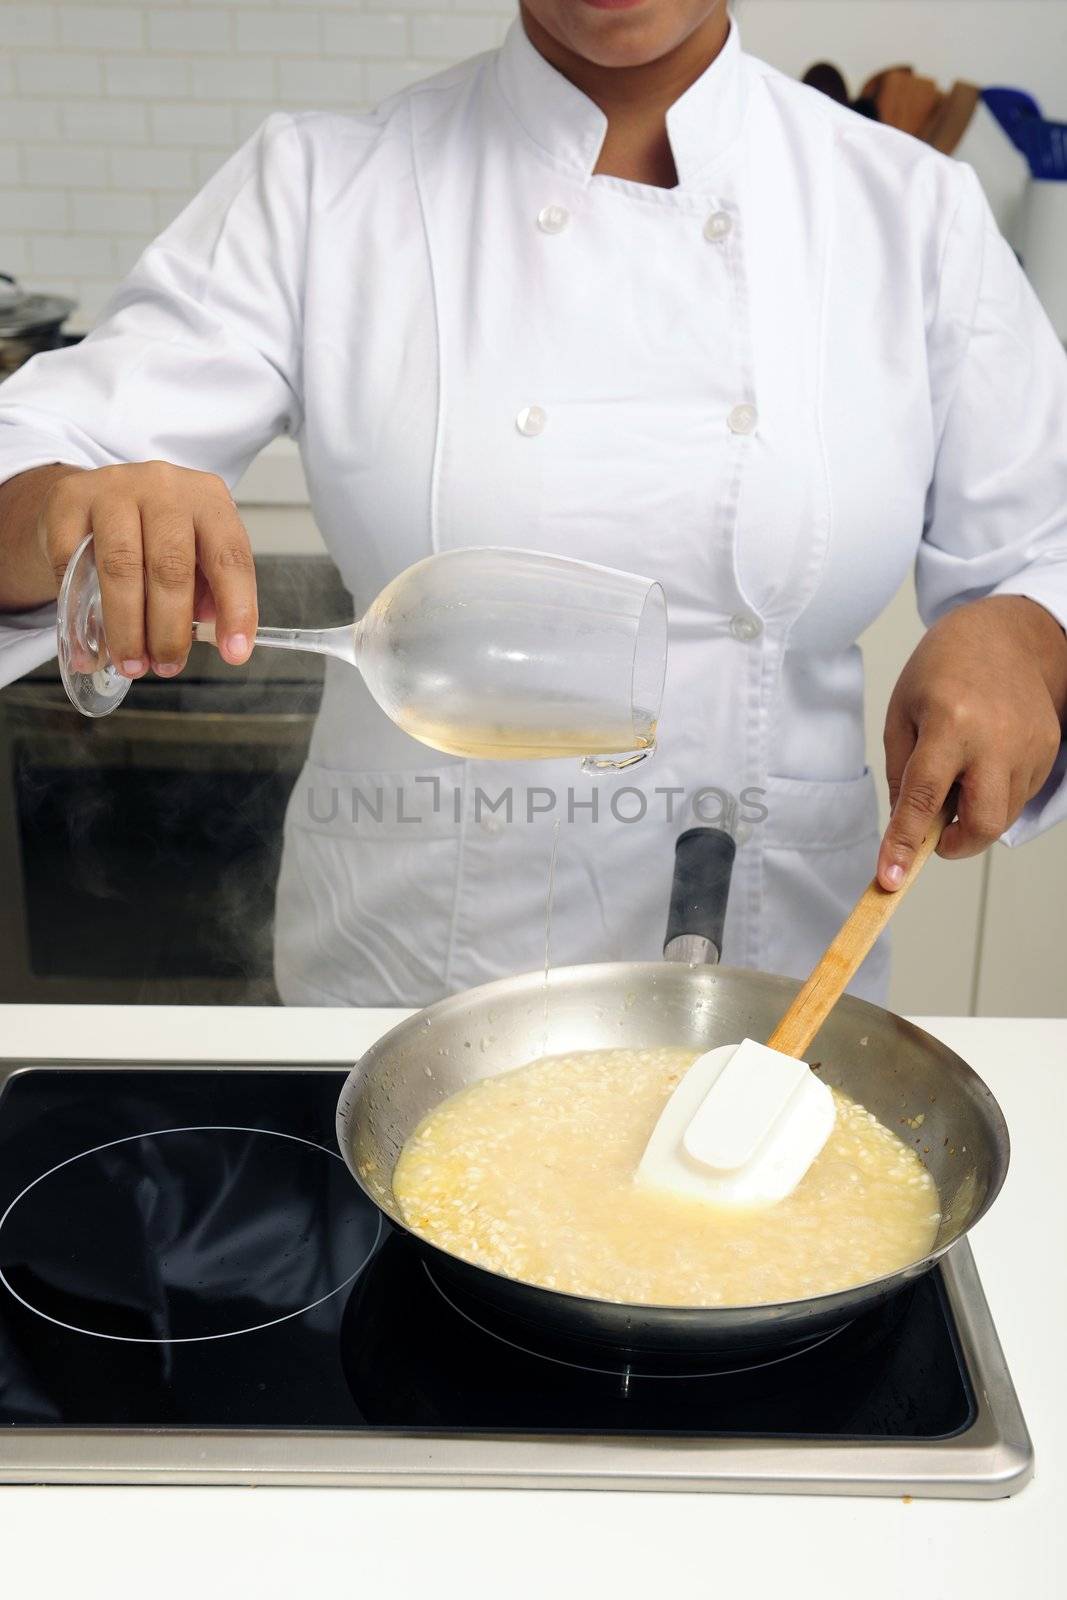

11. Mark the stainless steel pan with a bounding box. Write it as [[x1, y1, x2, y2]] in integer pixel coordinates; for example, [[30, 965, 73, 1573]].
[[337, 829, 1009, 1357]]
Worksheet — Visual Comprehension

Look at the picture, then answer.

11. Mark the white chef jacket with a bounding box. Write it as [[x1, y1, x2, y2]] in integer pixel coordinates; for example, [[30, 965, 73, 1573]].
[[2, 15, 1067, 1008]]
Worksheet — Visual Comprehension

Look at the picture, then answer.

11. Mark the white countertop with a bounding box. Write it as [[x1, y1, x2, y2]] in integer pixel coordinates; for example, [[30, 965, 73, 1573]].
[[0, 1005, 1063, 1600]]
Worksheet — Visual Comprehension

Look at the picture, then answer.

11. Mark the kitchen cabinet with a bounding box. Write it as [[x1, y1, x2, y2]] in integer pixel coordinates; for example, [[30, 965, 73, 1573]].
[[975, 828, 1067, 1015]]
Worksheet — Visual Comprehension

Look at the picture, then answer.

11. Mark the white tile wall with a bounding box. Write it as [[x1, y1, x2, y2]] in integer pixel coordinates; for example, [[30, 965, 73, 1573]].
[[60, 8, 145, 52], [0, 0, 516, 325], [0, 0, 1063, 329]]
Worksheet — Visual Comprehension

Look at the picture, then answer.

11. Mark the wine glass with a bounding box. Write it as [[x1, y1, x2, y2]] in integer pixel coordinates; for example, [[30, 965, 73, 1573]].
[[57, 539, 667, 769]]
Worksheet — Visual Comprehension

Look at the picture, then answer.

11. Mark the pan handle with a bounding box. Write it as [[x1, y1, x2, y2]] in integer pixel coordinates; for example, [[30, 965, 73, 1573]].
[[663, 826, 737, 965]]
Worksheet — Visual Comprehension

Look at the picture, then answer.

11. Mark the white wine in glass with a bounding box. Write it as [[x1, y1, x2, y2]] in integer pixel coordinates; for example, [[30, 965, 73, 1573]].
[[58, 541, 667, 770]]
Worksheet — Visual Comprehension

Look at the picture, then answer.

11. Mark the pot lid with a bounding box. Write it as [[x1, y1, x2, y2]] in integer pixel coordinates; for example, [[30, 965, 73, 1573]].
[[0, 273, 77, 339]]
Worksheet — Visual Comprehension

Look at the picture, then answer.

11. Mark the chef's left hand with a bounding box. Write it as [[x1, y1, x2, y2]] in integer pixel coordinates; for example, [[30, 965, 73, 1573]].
[[877, 595, 1067, 889]]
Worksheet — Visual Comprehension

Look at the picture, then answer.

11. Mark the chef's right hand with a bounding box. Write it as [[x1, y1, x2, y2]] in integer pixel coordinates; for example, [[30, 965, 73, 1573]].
[[40, 461, 257, 677]]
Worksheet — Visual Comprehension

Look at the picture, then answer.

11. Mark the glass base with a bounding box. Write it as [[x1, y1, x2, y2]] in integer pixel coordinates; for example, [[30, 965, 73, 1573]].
[[57, 534, 132, 717]]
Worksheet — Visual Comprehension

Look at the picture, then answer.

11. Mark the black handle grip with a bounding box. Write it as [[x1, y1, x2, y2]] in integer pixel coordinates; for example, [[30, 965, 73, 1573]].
[[663, 827, 736, 961]]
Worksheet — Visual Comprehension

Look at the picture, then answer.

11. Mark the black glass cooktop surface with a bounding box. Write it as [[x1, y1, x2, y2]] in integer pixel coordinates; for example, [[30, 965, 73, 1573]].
[[0, 1067, 975, 1438]]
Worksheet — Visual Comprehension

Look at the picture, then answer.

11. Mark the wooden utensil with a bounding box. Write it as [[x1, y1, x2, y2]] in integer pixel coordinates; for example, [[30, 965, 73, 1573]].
[[766, 799, 953, 1060]]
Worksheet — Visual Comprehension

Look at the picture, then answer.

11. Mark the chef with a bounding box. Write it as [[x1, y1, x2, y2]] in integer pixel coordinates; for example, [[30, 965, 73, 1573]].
[[1, 1, 1066, 1007]]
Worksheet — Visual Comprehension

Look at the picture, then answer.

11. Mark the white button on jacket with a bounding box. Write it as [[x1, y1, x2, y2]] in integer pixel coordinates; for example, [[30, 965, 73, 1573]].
[[2, 18, 1066, 1007], [727, 403, 758, 435], [730, 614, 763, 643], [515, 404, 548, 436], [537, 204, 569, 234], [703, 210, 733, 241]]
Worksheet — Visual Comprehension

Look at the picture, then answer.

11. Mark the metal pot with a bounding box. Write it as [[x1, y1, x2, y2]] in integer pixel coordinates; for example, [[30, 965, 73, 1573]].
[[0, 274, 78, 377], [336, 828, 1009, 1357]]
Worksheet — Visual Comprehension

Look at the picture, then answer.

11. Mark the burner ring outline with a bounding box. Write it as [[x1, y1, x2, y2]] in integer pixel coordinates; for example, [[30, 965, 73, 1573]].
[[423, 1263, 849, 1380], [0, 1124, 383, 1344]]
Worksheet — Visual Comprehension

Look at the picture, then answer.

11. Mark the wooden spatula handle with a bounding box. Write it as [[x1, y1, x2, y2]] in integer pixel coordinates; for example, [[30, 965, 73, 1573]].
[[764, 799, 954, 1060]]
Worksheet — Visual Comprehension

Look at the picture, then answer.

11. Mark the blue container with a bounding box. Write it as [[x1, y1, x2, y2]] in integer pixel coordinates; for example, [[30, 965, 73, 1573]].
[[983, 87, 1067, 180]]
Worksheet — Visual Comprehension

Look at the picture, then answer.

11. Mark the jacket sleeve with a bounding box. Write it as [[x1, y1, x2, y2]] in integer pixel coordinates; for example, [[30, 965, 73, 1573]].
[[0, 112, 309, 689], [915, 162, 1067, 846]]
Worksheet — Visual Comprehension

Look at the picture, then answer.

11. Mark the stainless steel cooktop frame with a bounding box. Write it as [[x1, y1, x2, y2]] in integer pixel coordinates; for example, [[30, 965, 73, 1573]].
[[0, 1061, 1034, 1496]]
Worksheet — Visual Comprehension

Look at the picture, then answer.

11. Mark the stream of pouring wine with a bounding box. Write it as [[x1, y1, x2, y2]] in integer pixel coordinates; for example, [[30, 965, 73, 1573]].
[[542, 819, 561, 1055]]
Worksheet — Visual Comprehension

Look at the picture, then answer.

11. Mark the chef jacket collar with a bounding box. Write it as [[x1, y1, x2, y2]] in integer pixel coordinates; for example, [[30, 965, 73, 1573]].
[[494, 13, 746, 189]]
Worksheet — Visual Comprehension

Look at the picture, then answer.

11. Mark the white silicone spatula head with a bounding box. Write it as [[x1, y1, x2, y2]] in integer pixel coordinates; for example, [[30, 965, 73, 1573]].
[[636, 1040, 836, 1208]]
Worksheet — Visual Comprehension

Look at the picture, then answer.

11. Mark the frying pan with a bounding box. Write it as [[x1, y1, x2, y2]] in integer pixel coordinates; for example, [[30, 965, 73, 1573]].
[[336, 828, 1009, 1357]]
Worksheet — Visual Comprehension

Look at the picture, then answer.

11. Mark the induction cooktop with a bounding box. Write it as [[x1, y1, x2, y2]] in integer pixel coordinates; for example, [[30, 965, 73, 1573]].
[[0, 1061, 1033, 1495]]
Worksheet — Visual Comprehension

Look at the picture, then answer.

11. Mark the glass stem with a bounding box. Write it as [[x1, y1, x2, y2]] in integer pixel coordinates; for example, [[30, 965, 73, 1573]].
[[191, 620, 359, 667]]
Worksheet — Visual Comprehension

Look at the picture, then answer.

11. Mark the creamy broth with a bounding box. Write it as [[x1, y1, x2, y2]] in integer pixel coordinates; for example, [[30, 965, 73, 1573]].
[[393, 1046, 942, 1307]]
